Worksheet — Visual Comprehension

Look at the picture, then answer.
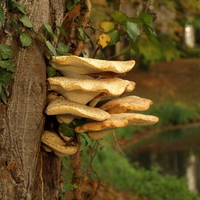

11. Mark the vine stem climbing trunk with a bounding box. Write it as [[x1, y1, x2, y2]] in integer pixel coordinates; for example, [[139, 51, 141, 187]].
[[0, 1, 65, 199], [70, 141, 83, 200]]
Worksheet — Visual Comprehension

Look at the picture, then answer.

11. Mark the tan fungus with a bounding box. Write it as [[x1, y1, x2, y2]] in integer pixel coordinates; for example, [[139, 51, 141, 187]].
[[99, 95, 153, 114], [50, 55, 135, 78], [45, 98, 111, 121], [75, 113, 159, 133], [47, 77, 135, 104], [87, 130, 113, 140], [41, 131, 78, 157]]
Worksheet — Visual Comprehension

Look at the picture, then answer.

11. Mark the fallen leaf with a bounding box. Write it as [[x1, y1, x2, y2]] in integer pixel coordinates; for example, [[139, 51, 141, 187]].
[[98, 33, 111, 48]]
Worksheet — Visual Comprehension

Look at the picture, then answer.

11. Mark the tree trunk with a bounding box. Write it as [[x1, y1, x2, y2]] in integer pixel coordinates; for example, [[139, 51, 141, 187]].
[[0, 1, 65, 199], [186, 151, 197, 192]]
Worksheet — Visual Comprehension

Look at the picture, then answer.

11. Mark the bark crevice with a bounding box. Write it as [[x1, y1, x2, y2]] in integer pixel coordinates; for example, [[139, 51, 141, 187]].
[[0, 1, 65, 199]]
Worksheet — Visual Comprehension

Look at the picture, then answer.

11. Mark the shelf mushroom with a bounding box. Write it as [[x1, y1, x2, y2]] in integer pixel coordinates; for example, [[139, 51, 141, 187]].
[[45, 98, 111, 123], [41, 131, 78, 157], [47, 77, 135, 104], [50, 55, 135, 78], [75, 113, 159, 140], [99, 95, 153, 114]]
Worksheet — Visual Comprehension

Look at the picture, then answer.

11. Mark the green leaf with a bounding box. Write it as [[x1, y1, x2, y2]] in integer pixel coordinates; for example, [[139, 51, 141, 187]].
[[20, 32, 32, 47], [72, 118, 86, 126], [0, 60, 15, 72], [56, 23, 67, 38], [107, 29, 120, 46], [10, 17, 21, 32], [111, 11, 128, 25], [57, 42, 70, 54], [0, 5, 5, 26], [45, 40, 57, 56], [60, 123, 75, 137], [8, 0, 27, 14], [19, 15, 33, 28], [0, 89, 7, 104], [77, 26, 87, 40], [17, 5, 27, 15], [66, 0, 80, 11], [64, 182, 74, 191], [81, 135, 89, 146], [126, 22, 140, 41], [144, 25, 160, 46], [0, 72, 12, 85], [7, 62, 15, 72], [139, 11, 153, 25], [46, 66, 57, 77], [144, 24, 156, 37], [0, 82, 2, 94], [43, 24, 58, 42], [147, 34, 160, 46], [100, 21, 115, 32], [127, 17, 143, 26], [8, 0, 17, 10], [0, 44, 13, 59], [130, 40, 140, 55], [2, 84, 10, 96]]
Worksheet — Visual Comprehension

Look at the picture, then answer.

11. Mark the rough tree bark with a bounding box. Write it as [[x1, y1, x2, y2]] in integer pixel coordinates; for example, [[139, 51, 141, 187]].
[[0, 1, 65, 199]]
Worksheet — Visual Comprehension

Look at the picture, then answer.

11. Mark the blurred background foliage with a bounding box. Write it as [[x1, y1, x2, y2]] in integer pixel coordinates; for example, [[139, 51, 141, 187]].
[[86, 0, 200, 67], [62, 0, 200, 199]]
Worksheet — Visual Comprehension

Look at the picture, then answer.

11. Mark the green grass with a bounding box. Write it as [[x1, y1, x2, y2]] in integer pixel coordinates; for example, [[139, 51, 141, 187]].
[[80, 138, 200, 200], [148, 101, 197, 126]]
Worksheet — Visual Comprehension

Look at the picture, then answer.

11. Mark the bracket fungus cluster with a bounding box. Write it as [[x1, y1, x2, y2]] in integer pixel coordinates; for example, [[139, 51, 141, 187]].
[[41, 56, 159, 156]]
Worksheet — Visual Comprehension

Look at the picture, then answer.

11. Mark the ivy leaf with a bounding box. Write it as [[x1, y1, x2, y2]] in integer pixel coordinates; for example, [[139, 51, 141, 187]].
[[139, 11, 153, 25], [77, 26, 90, 42], [0, 60, 15, 72], [16, 4, 27, 14], [111, 11, 128, 25], [0, 89, 7, 104], [130, 40, 140, 55], [81, 135, 89, 146], [19, 15, 33, 28], [147, 34, 160, 46], [10, 17, 21, 31], [107, 29, 120, 46], [60, 123, 75, 137], [43, 24, 58, 42], [77, 26, 87, 40], [45, 40, 57, 56], [0, 72, 12, 85], [2, 84, 10, 96], [20, 32, 32, 47], [57, 42, 70, 54], [72, 118, 86, 126], [8, 0, 27, 14], [56, 23, 67, 38], [46, 66, 57, 77], [64, 182, 74, 191], [0, 82, 2, 94], [66, 0, 80, 11], [7, 62, 15, 72], [0, 44, 13, 59], [126, 22, 140, 41], [144, 25, 160, 46], [0, 5, 5, 26], [100, 21, 115, 32]]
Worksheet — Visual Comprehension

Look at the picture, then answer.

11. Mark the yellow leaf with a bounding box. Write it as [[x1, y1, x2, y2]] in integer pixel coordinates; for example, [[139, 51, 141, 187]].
[[100, 21, 115, 32], [98, 34, 111, 48]]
